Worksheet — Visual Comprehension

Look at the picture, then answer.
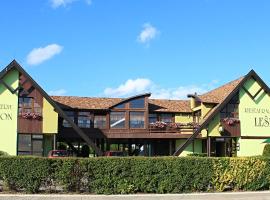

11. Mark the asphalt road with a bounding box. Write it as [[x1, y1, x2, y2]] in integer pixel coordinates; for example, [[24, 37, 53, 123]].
[[0, 191, 270, 200]]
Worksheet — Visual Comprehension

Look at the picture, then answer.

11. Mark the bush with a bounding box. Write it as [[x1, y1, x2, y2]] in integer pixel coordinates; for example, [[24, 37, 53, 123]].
[[0, 156, 270, 194], [263, 144, 270, 157], [0, 151, 9, 156], [0, 157, 51, 193], [187, 153, 207, 157]]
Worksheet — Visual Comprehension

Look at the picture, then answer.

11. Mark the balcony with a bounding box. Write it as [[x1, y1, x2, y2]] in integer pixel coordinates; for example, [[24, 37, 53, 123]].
[[149, 122, 199, 134], [220, 118, 241, 137]]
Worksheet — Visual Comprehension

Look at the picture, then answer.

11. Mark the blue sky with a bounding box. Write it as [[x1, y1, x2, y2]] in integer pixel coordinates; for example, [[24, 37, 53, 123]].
[[1, 0, 270, 99]]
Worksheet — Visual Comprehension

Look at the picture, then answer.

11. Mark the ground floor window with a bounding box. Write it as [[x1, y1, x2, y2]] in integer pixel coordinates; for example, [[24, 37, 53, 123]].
[[18, 134, 44, 156]]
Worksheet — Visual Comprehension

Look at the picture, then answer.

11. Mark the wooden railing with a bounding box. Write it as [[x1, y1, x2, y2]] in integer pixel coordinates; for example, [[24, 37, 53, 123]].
[[148, 122, 198, 134], [220, 118, 241, 137]]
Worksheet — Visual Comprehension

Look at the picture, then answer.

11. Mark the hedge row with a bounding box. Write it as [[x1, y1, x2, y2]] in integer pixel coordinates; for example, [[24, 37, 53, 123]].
[[0, 156, 270, 194]]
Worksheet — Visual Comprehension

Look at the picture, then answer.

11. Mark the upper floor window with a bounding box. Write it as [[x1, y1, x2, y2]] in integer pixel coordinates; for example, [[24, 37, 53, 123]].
[[19, 97, 33, 113], [63, 111, 75, 128], [110, 112, 125, 128], [130, 112, 145, 128], [78, 112, 91, 128], [94, 115, 107, 129], [220, 92, 239, 119], [130, 98, 145, 109], [160, 113, 173, 123], [114, 103, 125, 109], [19, 97, 42, 116], [149, 113, 158, 123]]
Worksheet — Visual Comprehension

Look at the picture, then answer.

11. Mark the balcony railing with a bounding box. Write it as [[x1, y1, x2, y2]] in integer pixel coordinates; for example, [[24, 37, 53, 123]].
[[220, 118, 241, 137], [149, 122, 199, 134]]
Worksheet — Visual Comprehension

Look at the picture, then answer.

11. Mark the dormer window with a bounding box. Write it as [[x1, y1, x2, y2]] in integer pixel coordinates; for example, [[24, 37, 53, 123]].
[[130, 98, 145, 108]]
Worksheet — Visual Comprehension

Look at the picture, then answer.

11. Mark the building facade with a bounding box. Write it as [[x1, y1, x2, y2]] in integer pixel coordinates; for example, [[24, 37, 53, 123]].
[[0, 60, 270, 157]]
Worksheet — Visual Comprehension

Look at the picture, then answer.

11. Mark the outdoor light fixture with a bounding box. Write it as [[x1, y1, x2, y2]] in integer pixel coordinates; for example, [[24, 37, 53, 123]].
[[218, 125, 224, 133]]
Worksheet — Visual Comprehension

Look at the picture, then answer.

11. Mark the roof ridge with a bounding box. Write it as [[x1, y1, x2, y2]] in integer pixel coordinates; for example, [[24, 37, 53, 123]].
[[199, 76, 245, 96]]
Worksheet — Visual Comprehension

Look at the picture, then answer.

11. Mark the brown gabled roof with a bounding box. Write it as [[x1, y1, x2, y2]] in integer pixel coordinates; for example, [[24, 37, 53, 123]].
[[198, 77, 244, 104], [51, 96, 123, 110], [174, 69, 270, 156], [51, 96, 192, 113], [149, 99, 192, 113]]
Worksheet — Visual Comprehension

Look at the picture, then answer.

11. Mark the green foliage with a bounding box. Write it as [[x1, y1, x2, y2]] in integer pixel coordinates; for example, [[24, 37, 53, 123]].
[[263, 144, 270, 157], [187, 153, 207, 157], [0, 157, 51, 193], [0, 151, 9, 156], [0, 156, 270, 194]]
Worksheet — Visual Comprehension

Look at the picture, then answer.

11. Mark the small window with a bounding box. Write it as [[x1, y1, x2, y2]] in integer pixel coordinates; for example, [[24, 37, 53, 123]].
[[114, 103, 125, 109], [130, 112, 145, 128], [149, 113, 158, 123], [160, 114, 173, 123], [63, 111, 75, 127], [130, 98, 145, 109], [18, 134, 31, 152], [110, 112, 126, 128], [78, 112, 91, 128], [94, 115, 107, 129]]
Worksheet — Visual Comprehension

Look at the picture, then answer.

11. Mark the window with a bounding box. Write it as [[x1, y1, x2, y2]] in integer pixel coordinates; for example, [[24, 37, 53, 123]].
[[130, 98, 145, 109], [110, 112, 126, 128], [114, 103, 125, 109], [220, 92, 239, 119], [160, 114, 173, 123], [18, 134, 43, 156], [63, 111, 75, 127], [149, 113, 158, 123], [18, 134, 31, 153], [130, 112, 145, 128], [18, 97, 42, 116], [78, 112, 91, 128], [94, 115, 107, 129]]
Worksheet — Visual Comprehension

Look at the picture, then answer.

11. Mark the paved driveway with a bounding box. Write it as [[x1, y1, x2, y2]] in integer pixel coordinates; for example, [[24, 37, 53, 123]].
[[0, 191, 270, 200]]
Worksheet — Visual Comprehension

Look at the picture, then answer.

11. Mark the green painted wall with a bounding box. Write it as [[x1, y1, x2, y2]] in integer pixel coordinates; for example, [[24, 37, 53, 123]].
[[237, 138, 266, 156], [239, 78, 270, 137], [44, 135, 54, 157], [208, 113, 221, 137], [0, 69, 19, 156], [176, 139, 202, 156], [238, 78, 270, 156]]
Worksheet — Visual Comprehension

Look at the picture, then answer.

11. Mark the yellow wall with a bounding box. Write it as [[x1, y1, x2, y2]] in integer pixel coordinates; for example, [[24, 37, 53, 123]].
[[42, 98, 58, 133], [175, 113, 193, 123], [0, 69, 19, 155], [176, 139, 202, 156], [201, 103, 214, 118]]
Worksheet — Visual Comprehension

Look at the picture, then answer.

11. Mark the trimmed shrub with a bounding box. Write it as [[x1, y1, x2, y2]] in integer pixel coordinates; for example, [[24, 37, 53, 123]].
[[263, 144, 270, 157], [0, 151, 8, 157], [0, 156, 270, 194], [0, 157, 51, 193]]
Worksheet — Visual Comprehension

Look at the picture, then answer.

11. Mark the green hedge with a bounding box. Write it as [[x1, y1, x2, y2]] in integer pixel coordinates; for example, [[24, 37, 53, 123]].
[[0, 156, 270, 194]]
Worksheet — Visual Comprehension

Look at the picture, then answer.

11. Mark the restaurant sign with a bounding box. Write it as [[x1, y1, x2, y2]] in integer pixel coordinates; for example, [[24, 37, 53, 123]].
[[0, 104, 13, 120], [244, 108, 270, 127]]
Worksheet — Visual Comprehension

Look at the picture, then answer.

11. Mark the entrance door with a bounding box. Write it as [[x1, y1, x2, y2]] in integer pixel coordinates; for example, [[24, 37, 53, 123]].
[[214, 138, 233, 157]]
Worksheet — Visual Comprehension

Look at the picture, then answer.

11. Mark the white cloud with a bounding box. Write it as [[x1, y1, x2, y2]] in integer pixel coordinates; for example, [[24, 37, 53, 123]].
[[50, 0, 76, 8], [138, 23, 159, 44], [103, 78, 219, 99], [85, 0, 92, 5], [26, 44, 63, 66], [48, 89, 67, 96], [150, 86, 208, 100], [50, 0, 92, 8], [104, 78, 152, 97]]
